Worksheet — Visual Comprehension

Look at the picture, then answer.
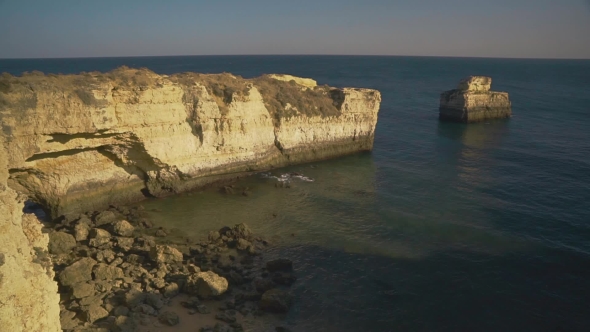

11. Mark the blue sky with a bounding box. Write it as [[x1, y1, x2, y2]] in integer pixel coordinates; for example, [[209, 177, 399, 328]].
[[0, 0, 589, 59]]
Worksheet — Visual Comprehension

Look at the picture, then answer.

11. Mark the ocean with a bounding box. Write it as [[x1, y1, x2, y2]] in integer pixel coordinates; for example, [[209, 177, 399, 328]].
[[2, 56, 590, 331]]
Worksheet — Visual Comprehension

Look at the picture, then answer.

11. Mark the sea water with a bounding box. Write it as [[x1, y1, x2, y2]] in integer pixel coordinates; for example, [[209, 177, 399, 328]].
[[2, 56, 590, 331]]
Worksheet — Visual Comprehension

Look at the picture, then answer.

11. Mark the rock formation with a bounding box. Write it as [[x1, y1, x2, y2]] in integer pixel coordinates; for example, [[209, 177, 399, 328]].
[[0, 68, 381, 219], [0, 68, 379, 331], [439, 76, 511, 123], [0, 135, 61, 331]]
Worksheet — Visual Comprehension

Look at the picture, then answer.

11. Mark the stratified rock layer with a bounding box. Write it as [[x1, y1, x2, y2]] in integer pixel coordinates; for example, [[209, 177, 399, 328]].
[[0, 68, 381, 218], [0, 135, 61, 332], [439, 76, 511, 123]]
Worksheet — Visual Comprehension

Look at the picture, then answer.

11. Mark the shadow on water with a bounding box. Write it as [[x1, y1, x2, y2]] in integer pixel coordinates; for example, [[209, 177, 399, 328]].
[[436, 119, 511, 150], [267, 243, 590, 332]]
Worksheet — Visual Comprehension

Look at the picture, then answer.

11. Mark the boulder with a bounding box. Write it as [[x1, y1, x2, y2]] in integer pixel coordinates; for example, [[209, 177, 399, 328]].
[[79, 292, 108, 307], [74, 221, 91, 241], [113, 306, 130, 316], [82, 303, 109, 323], [439, 76, 511, 123], [164, 282, 180, 298], [94, 210, 118, 226], [71, 281, 96, 299], [232, 223, 252, 239], [151, 278, 166, 289], [259, 289, 293, 313], [112, 220, 134, 237], [48, 231, 76, 254], [60, 309, 79, 330], [236, 238, 251, 251], [96, 249, 115, 263], [59, 257, 97, 286], [208, 231, 221, 242], [113, 315, 138, 332], [158, 311, 180, 326], [155, 228, 167, 237], [133, 304, 156, 316], [145, 293, 165, 309], [272, 272, 297, 286], [116, 237, 135, 251], [89, 228, 111, 247], [215, 310, 237, 323], [93, 263, 124, 281], [124, 289, 146, 308], [212, 323, 233, 332], [253, 277, 276, 293], [149, 245, 183, 264], [184, 271, 228, 299]]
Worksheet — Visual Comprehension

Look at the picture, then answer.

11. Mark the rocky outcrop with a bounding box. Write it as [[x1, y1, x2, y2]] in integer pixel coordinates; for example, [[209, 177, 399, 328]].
[[0, 68, 381, 218], [0, 135, 61, 331], [439, 76, 511, 123]]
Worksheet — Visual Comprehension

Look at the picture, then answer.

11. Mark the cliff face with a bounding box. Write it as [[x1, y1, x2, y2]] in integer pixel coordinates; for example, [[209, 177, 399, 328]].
[[0, 69, 381, 219], [439, 76, 511, 123], [0, 134, 61, 332]]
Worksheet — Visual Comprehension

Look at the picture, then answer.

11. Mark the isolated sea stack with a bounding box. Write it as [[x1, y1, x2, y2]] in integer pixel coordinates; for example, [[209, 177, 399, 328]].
[[439, 76, 511, 123]]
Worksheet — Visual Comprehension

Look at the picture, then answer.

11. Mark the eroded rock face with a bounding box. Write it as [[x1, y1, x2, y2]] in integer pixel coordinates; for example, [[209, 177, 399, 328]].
[[0, 137, 61, 331], [457, 76, 492, 92], [439, 76, 511, 123], [1, 68, 381, 218]]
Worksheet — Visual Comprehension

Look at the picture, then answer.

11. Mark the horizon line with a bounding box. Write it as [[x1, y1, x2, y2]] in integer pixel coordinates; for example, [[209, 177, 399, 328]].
[[1, 54, 590, 61]]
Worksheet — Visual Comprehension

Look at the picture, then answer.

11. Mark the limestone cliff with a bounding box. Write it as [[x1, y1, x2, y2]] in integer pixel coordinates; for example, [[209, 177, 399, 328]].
[[0, 68, 380, 219], [0, 134, 61, 332], [439, 76, 511, 123]]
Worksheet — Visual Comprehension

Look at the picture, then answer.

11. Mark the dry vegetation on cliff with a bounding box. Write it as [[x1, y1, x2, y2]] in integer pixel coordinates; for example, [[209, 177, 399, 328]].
[[169, 72, 251, 116], [1, 67, 345, 122], [251, 75, 344, 121]]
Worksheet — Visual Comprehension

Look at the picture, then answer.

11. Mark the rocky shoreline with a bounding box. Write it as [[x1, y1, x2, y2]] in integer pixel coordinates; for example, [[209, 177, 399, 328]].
[[47, 202, 296, 332]]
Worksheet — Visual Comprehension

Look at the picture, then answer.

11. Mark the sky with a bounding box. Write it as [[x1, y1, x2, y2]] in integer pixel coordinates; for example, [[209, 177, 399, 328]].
[[0, 0, 589, 59]]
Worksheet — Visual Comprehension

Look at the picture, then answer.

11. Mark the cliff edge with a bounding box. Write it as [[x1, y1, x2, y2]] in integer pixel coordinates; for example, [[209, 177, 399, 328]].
[[439, 76, 511, 123], [0, 68, 381, 219]]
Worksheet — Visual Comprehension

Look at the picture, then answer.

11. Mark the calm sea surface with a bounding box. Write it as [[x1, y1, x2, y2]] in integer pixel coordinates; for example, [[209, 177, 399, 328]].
[[2, 56, 590, 331]]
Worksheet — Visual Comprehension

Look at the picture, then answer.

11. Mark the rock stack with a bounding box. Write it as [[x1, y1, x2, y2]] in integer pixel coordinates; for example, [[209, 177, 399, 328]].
[[439, 76, 511, 123]]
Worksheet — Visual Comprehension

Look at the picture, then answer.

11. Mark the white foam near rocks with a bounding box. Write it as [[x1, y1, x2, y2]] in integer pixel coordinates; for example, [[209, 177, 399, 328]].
[[259, 172, 315, 183]]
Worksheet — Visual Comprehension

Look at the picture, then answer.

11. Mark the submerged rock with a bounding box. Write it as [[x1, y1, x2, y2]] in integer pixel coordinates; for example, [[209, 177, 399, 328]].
[[439, 76, 511, 123], [158, 311, 180, 326], [259, 289, 293, 313], [266, 259, 293, 272]]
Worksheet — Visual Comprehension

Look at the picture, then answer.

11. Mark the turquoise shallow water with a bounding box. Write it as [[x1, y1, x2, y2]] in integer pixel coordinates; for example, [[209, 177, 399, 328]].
[[2, 56, 590, 331]]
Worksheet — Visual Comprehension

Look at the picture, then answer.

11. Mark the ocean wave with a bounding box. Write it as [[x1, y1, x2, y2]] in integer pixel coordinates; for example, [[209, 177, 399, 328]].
[[259, 171, 315, 183]]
